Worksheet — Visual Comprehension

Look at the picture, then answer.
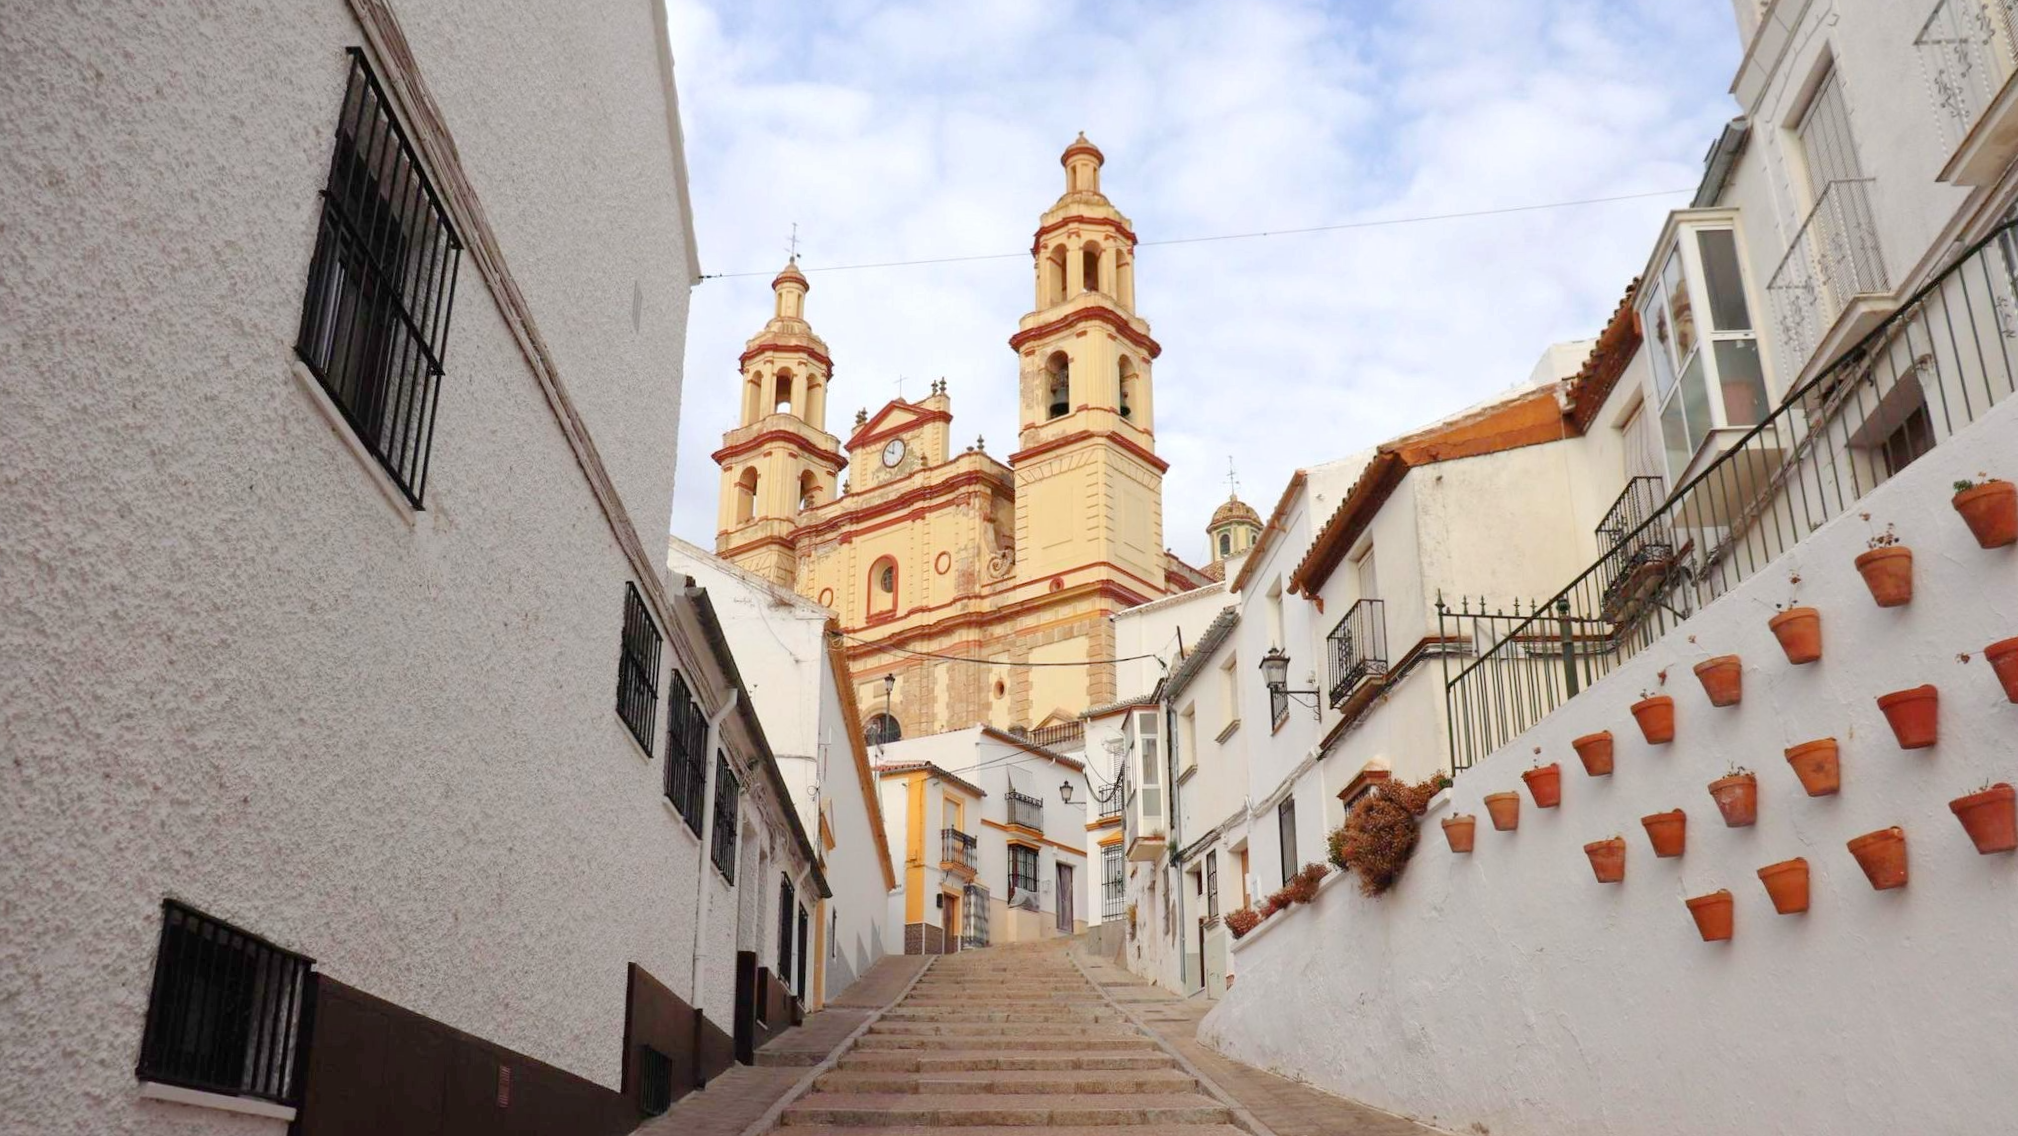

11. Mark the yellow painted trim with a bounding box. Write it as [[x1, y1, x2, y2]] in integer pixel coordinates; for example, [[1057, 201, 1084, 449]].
[[980, 817, 1085, 857], [1097, 832, 1124, 847], [1084, 814, 1122, 831], [903, 771, 927, 924], [811, 898, 827, 1010]]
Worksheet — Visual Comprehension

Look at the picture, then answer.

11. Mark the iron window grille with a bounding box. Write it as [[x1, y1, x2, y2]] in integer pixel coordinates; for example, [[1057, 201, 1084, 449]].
[[795, 906, 809, 997], [137, 900, 314, 1107], [1102, 846, 1125, 919], [616, 584, 662, 755], [777, 877, 795, 978], [639, 1045, 674, 1116], [1277, 798, 1298, 885], [962, 884, 991, 948], [1205, 850, 1219, 919], [295, 48, 462, 507], [710, 753, 740, 882], [663, 671, 706, 833], [1007, 844, 1039, 900]]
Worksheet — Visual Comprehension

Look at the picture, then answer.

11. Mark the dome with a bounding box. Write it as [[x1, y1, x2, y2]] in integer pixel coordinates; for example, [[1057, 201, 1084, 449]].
[[1061, 132, 1105, 167], [771, 258, 808, 290], [1209, 495, 1260, 531]]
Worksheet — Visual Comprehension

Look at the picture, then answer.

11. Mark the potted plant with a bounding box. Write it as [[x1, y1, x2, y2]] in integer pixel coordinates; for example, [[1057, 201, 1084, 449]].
[[1693, 654, 1743, 707], [1847, 826, 1908, 890], [1952, 474, 2017, 549], [1757, 857, 1810, 914], [1986, 636, 2018, 704], [1287, 862, 1329, 904], [1631, 677, 1676, 745], [1767, 574, 1821, 665], [1522, 762, 1562, 808], [1708, 766, 1759, 827], [1224, 906, 1262, 939], [1584, 836, 1626, 883], [1335, 778, 1444, 895], [1641, 808, 1686, 857], [1572, 730, 1614, 776], [1853, 517, 1912, 608], [1685, 889, 1734, 942], [1484, 791, 1521, 831], [1441, 813, 1477, 853], [1876, 684, 1938, 749], [1950, 782, 2016, 854], [1784, 737, 1841, 797]]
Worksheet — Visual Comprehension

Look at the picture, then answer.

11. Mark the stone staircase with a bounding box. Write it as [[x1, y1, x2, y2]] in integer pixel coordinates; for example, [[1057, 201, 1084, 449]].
[[779, 941, 1244, 1133]]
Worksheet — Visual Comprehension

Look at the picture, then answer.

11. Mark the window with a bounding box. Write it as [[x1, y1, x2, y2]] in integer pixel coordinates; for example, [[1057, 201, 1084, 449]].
[[1879, 403, 1935, 477], [1118, 356, 1137, 419], [1008, 844, 1039, 899], [1045, 352, 1071, 418], [735, 467, 760, 524], [867, 557, 898, 618], [778, 876, 796, 979], [1220, 655, 1239, 731], [295, 49, 463, 507], [1265, 579, 1285, 647], [137, 901, 312, 1107], [711, 752, 740, 881], [639, 1046, 674, 1116], [1102, 846, 1125, 919], [664, 671, 707, 833], [1354, 544, 1378, 602], [1178, 705, 1198, 776], [1134, 709, 1162, 823], [1205, 850, 1219, 920], [1277, 797, 1298, 885], [773, 370, 794, 415], [1218, 532, 1232, 557], [864, 713, 901, 746], [1082, 243, 1101, 293], [795, 905, 809, 997], [1046, 246, 1067, 306], [1641, 226, 1765, 480], [616, 583, 662, 754]]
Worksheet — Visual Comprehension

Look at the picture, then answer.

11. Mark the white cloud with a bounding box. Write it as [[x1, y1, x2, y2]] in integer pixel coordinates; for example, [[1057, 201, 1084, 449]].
[[662, 0, 1738, 564]]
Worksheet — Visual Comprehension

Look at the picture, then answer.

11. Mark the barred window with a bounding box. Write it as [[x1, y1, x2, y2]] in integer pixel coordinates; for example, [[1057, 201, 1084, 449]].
[[777, 876, 795, 978], [639, 1045, 674, 1117], [295, 49, 462, 506], [794, 905, 809, 997], [1205, 849, 1219, 919], [137, 901, 313, 1107], [663, 671, 707, 832], [616, 584, 662, 754], [711, 753, 740, 881], [1008, 844, 1039, 899], [1277, 797, 1298, 885]]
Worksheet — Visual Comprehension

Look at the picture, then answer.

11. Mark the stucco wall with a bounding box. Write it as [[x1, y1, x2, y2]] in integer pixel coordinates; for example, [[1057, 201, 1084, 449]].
[[1202, 400, 2018, 1136], [0, 1, 702, 1131]]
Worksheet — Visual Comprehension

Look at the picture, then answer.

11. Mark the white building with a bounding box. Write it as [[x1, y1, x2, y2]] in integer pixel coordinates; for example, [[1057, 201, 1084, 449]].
[[0, 2, 828, 1132], [667, 537, 898, 1004]]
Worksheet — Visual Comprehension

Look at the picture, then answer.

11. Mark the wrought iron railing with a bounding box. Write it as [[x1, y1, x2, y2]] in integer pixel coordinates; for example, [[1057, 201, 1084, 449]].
[[1593, 476, 1674, 620], [1443, 216, 2018, 770], [1027, 720, 1085, 751], [962, 884, 990, 948], [1006, 789, 1044, 831], [940, 827, 977, 871], [1099, 788, 1123, 819], [1767, 178, 1888, 373], [1325, 598, 1389, 707], [138, 900, 313, 1107], [1916, 0, 2018, 148], [1102, 849, 1126, 919]]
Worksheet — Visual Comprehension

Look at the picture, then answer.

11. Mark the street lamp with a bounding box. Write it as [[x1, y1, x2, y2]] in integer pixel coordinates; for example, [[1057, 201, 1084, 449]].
[[1059, 781, 1074, 804], [1259, 646, 1321, 721]]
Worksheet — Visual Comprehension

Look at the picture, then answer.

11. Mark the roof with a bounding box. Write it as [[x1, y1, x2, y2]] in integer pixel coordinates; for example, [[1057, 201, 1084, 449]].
[[667, 534, 832, 618], [875, 761, 987, 799], [824, 620, 898, 892], [1082, 694, 1160, 720], [1062, 132, 1104, 166], [979, 725, 1086, 771], [1209, 496, 1261, 530], [1288, 381, 1576, 597], [1563, 281, 1643, 433], [772, 258, 807, 289], [1163, 606, 1241, 703], [1227, 469, 1307, 596]]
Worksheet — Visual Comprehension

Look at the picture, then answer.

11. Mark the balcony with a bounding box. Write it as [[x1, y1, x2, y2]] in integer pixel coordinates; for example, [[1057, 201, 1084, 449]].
[[940, 827, 977, 875], [1766, 179, 1889, 380], [1005, 789, 1044, 832], [1917, 0, 2018, 184], [1593, 476, 1676, 623], [1325, 598, 1389, 711], [1026, 720, 1084, 752]]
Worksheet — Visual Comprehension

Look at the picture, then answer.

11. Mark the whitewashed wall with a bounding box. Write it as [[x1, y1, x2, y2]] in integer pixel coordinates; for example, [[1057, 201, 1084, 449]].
[[1203, 399, 2018, 1136]]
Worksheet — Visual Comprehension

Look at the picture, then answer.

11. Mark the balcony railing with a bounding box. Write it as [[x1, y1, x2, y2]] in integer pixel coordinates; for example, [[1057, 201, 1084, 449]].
[[1026, 720, 1084, 751], [961, 883, 990, 949], [1326, 598, 1389, 707], [940, 827, 977, 872], [1594, 476, 1675, 622], [1767, 178, 1888, 374], [1099, 788, 1123, 819], [1442, 215, 2018, 770], [1006, 789, 1044, 831], [1916, 0, 2018, 148]]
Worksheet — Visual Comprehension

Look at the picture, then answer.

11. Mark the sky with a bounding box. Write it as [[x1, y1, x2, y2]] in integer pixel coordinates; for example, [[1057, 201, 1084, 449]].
[[661, 0, 1743, 561]]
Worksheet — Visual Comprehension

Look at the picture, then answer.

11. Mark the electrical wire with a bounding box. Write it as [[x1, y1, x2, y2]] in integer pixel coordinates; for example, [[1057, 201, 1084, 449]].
[[832, 630, 1168, 668], [699, 187, 1692, 280]]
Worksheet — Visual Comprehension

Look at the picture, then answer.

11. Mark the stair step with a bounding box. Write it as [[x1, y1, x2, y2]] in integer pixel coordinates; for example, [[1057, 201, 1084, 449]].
[[781, 1092, 1234, 1127], [852, 1035, 1158, 1052], [869, 1022, 1141, 1038], [837, 1051, 1175, 1073], [814, 1069, 1197, 1095], [777, 1128, 1246, 1136]]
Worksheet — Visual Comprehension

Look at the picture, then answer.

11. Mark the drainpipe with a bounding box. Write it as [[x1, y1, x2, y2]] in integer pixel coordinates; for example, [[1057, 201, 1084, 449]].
[[688, 690, 739, 1089]]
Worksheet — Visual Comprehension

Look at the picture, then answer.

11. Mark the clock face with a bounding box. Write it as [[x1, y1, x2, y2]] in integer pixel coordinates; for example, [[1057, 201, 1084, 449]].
[[881, 438, 906, 467]]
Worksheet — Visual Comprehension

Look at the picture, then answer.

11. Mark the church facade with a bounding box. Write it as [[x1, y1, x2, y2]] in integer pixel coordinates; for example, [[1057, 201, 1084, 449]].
[[713, 136, 1221, 740]]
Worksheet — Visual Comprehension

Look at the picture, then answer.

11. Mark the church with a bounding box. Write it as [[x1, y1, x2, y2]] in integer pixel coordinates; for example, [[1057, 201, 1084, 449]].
[[712, 135, 1259, 741]]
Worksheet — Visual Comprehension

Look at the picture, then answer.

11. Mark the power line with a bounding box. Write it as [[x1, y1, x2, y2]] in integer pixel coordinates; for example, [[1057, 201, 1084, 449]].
[[833, 631, 1166, 668], [699, 187, 1692, 281]]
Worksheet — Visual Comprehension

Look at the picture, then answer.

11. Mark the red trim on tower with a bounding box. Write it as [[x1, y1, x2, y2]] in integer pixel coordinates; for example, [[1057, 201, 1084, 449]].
[[710, 429, 845, 468], [1008, 429, 1169, 474], [1030, 216, 1138, 255], [739, 342, 834, 371], [1008, 306, 1161, 359]]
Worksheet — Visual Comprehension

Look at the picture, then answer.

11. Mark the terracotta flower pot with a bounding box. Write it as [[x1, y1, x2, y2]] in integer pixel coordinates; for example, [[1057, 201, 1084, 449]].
[[1522, 763, 1562, 809], [1950, 784, 2017, 854], [1876, 684, 1938, 749], [1685, 889, 1734, 942], [1757, 857, 1810, 914], [1768, 607, 1822, 665], [1953, 480, 2018, 548], [1572, 731, 1614, 777], [1630, 695, 1675, 745], [1986, 636, 2018, 704], [1484, 792, 1520, 831], [1693, 655, 1743, 707], [1854, 546, 1913, 608], [1641, 809, 1686, 857], [1584, 837, 1626, 883], [1847, 827, 1908, 890], [1783, 738, 1840, 797], [1441, 814, 1477, 853], [1708, 772, 1758, 827]]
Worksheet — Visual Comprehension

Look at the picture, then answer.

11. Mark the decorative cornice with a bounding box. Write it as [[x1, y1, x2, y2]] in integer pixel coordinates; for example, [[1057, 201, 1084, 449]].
[[710, 428, 846, 469], [1031, 215, 1138, 255], [1009, 304, 1161, 360], [1008, 428, 1169, 474], [846, 403, 953, 451]]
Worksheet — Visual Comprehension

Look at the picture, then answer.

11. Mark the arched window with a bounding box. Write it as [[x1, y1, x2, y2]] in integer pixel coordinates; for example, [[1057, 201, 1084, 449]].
[[798, 470, 822, 511], [1044, 352, 1070, 420], [868, 556, 898, 618], [1081, 242, 1101, 294], [1118, 356, 1137, 420], [1219, 532, 1232, 557], [1046, 246, 1067, 306], [735, 467, 760, 523], [744, 372, 764, 422], [864, 713, 901, 746], [773, 369, 794, 415]]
